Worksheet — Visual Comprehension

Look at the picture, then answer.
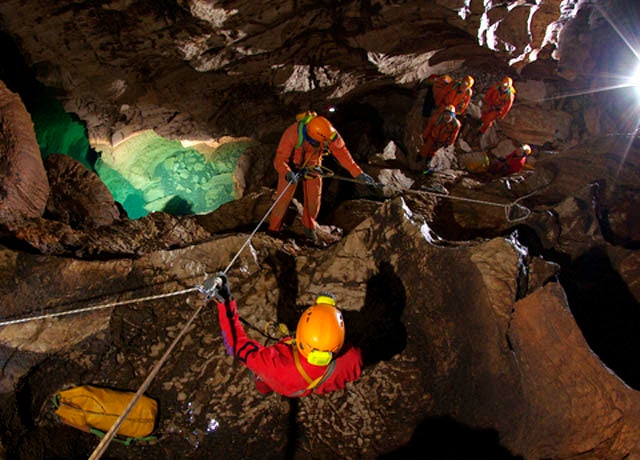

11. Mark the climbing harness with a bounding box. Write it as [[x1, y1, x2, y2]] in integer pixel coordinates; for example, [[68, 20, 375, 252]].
[[284, 340, 337, 397]]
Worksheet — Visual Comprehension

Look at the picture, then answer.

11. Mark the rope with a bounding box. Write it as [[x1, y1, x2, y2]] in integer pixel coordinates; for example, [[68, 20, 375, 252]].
[[87, 180, 295, 460], [0, 181, 297, 329], [421, 190, 532, 223], [88, 302, 205, 460], [0, 288, 198, 328]]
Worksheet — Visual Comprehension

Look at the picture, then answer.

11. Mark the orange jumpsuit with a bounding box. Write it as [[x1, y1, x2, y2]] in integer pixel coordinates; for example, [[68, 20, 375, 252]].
[[442, 82, 472, 115], [268, 122, 363, 232], [480, 84, 515, 133], [419, 110, 461, 159], [427, 74, 453, 107]]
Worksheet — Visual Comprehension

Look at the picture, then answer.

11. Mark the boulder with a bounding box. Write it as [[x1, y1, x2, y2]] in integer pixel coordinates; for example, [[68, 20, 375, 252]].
[[45, 153, 121, 229], [0, 81, 49, 224]]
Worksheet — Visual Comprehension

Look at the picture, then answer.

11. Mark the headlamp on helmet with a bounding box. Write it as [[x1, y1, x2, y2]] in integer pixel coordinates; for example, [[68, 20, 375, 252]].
[[295, 294, 344, 366]]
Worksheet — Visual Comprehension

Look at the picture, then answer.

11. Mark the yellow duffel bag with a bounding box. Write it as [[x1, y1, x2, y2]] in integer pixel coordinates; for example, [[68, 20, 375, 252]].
[[53, 385, 157, 439]]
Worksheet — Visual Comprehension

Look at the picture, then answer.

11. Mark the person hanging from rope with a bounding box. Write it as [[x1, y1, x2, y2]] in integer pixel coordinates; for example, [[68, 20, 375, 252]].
[[487, 144, 532, 176], [480, 77, 516, 133], [442, 75, 474, 116], [213, 273, 363, 397], [268, 112, 375, 242], [419, 104, 461, 174]]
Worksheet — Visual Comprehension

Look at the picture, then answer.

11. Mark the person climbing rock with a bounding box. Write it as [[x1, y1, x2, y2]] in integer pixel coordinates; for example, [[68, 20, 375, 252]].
[[442, 75, 474, 116], [488, 144, 532, 176], [213, 273, 363, 397], [480, 77, 516, 133], [419, 105, 461, 174], [268, 112, 374, 242]]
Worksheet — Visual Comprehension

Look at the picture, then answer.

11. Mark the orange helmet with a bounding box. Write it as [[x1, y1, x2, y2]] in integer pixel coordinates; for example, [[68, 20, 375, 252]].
[[306, 116, 338, 143], [296, 294, 345, 366], [443, 104, 456, 115], [463, 75, 474, 88], [501, 77, 513, 89]]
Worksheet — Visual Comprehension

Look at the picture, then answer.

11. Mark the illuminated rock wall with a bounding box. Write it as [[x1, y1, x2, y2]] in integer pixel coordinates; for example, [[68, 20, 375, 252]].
[[95, 130, 255, 218]]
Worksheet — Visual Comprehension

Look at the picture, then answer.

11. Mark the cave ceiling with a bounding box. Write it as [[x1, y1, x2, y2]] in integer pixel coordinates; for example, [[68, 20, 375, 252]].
[[1, 0, 634, 146]]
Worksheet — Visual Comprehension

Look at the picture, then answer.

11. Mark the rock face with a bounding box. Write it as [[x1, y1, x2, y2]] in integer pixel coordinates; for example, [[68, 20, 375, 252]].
[[45, 153, 121, 228], [1, 197, 639, 459], [0, 81, 49, 224], [0, 0, 639, 459], [0, 0, 602, 146]]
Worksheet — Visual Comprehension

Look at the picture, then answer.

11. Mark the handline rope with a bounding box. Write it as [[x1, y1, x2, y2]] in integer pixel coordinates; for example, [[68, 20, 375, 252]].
[[88, 180, 296, 460], [0, 288, 198, 327], [422, 190, 531, 223], [0, 181, 297, 329]]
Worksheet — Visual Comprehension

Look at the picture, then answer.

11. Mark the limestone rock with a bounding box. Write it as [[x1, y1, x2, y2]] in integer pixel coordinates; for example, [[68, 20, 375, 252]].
[[45, 153, 121, 229], [508, 283, 640, 458], [498, 104, 572, 146], [0, 81, 49, 224]]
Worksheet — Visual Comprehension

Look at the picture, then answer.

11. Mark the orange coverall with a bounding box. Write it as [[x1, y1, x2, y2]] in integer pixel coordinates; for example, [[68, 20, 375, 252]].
[[427, 74, 453, 107], [419, 110, 461, 159], [442, 82, 472, 115], [268, 122, 363, 233], [480, 84, 515, 133]]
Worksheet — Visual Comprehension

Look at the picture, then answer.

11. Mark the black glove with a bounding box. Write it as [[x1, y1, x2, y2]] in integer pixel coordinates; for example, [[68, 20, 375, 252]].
[[215, 272, 232, 303], [285, 170, 299, 184], [356, 172, 375, 185]]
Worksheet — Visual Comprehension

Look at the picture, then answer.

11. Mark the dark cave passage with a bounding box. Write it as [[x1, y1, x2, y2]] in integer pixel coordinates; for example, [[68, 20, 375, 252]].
[[514, 228, 640, 390], [558, 246, 640, 389]]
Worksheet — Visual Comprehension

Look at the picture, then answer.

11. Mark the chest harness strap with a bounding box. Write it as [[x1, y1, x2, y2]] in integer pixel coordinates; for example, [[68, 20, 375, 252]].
[[287, 341, 337, 396]]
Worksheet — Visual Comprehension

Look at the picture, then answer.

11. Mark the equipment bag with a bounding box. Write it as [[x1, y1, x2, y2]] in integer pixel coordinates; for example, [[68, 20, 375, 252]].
[[53, 385, 158, 442], [459, 151, 490, 174]]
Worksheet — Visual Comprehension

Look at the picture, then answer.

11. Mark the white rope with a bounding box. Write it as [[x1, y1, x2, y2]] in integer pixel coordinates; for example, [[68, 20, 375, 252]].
[[0, 181, 296, 329], [0, 288, 198, 327], [88, 180, 294, 460], [422, 190, 532, 223]]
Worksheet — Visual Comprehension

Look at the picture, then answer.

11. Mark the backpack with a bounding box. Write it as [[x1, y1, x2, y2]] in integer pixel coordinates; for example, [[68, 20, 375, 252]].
[[53, 385, 158, 445]]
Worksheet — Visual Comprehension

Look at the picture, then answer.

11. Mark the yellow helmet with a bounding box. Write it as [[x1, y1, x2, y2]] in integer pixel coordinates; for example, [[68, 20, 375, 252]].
[[463, 75, 474, 87], [306, 116, 338, 143], [296, 294, 345, 366], [522, 144, 532, 155]]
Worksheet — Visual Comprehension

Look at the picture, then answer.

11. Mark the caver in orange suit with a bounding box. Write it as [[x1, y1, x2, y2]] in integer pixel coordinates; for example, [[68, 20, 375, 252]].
[[480, 77, 515, 133], [419, 105, 461, 160], [427, 74, 453, 108], [268, 115, 367, 234], [442, 75, 474, 116]]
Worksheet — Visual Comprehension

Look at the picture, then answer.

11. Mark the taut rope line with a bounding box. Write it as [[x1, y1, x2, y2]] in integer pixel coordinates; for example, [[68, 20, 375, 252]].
[[421, 190, 534, 223], [88, 179, 296, 460], [0, 288, 198, 328]]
